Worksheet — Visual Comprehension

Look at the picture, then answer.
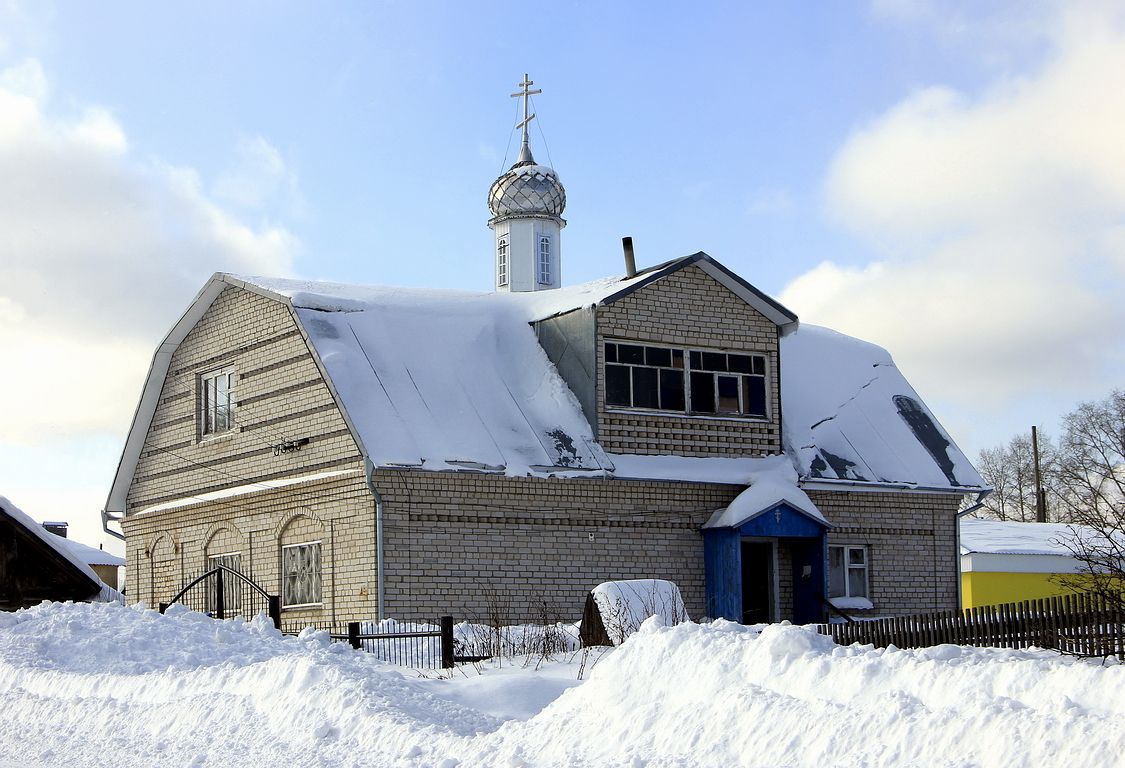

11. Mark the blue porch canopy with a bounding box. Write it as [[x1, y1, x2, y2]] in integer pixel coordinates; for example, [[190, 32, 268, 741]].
[[703, 497, 830, 624]]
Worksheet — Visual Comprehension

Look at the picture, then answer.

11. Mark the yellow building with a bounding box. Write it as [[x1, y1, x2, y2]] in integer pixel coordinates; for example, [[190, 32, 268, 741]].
[[959, 518, 1096, 609]]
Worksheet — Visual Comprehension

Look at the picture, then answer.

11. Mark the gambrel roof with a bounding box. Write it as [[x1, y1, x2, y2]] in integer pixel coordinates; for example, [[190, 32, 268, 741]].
[[104, 253, 983, 518]]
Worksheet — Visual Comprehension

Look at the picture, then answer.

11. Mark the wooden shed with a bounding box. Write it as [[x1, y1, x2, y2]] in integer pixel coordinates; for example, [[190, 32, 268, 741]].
[[0, 496, 114, 610]]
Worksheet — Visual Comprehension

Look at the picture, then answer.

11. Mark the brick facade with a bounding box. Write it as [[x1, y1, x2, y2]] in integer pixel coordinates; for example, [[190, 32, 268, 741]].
[[377, 470, 736, 620], [815, 488, 961, 615]]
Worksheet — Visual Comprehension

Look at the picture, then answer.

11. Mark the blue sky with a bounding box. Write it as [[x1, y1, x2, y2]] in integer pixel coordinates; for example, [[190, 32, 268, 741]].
[[1, 1, 1122, 548]]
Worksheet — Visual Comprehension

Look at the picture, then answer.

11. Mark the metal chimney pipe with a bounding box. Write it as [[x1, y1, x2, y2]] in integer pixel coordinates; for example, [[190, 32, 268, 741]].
[[622, 237, 637, 278]]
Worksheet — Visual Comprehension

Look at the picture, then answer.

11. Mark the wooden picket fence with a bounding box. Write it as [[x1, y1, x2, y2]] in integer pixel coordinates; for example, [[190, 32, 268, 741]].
[[818, 592, 1125, 657]]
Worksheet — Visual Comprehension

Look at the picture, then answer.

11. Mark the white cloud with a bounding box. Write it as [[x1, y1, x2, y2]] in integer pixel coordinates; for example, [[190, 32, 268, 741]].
[[213, 134, 302, 215], [0, 59, 298, 443], [782, 3, 1125, 418], [745, 187, 796, 219]]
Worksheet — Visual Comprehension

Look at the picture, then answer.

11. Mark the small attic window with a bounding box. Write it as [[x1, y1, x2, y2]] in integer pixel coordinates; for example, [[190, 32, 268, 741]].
[[200, 367, 236, 438]]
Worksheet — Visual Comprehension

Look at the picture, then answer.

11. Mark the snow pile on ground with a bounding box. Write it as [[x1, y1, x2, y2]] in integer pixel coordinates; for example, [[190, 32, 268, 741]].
[[590, 579, 689, 645], [1, 602, 1123, 767]]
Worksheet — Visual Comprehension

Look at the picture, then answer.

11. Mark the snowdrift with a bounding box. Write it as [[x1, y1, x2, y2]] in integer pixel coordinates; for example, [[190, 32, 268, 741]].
[[1, 602, 1122, 767]]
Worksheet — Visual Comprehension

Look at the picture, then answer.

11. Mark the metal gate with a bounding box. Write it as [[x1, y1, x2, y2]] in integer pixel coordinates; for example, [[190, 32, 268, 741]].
[[159, 564, 281, 629]]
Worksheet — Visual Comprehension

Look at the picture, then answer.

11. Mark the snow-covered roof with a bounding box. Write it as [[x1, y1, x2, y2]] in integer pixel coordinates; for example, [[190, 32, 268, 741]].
[[504, 252, 800, 328], [54, 536, 125, 567], [959, 518, 1104, 556], [703, 456, 828, 529], [781, 325, 985, 491], [105, 253, 979, 516], [240, 276, 610, 474], [0, 495, 119, 602]]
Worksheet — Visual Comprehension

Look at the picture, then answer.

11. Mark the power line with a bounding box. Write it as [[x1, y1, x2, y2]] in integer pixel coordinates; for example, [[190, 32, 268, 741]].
[[529, 94, 555, 169]]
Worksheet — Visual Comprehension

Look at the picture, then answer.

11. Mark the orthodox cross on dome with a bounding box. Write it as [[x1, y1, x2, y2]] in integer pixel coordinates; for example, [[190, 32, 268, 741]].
[[511, 73, 542, 164]]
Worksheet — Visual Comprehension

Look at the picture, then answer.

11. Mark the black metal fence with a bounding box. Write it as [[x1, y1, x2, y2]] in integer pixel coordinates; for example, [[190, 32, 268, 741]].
[[159, 568, 484, 670], [281, 616, 487, 669], [159, 565, 281, 628]]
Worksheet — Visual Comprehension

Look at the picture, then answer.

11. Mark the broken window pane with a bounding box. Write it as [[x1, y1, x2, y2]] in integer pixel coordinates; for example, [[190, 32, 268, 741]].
[[744, 376, 766, 417], [645, 346, 671, 368], [618, 344, 644, 365], [659, 369, 685, 411], [728, 354, 753, 374], [605, 343, 618, 363], [690, 371, 714, 413], [702, 352, 727, 372], [717, 375, 740, 413], [632, 366, 659, 409], [606, 364, 631, 406]]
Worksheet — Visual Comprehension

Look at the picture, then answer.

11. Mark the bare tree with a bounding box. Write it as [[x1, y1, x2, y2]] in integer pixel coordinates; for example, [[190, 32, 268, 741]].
[[976, 431, 1062, 522], [1051, 390, 1125, 608]]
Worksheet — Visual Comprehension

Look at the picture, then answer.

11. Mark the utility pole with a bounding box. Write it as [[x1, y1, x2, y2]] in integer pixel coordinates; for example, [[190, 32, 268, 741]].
[[1031, 425, 1047, 523]]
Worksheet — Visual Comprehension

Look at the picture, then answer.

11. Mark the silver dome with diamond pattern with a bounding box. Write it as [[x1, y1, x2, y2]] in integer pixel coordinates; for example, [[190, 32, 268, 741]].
[[487, 153, 567, 221]]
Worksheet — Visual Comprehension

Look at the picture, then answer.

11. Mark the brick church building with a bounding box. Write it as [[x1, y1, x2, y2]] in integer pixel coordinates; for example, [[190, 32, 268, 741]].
[[106, 77, 986, 627]]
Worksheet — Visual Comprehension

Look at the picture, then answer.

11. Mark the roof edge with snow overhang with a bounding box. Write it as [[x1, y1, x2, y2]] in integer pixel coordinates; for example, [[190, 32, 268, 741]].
[[529, 252, 799, 331], [703, 497, 831, 530]]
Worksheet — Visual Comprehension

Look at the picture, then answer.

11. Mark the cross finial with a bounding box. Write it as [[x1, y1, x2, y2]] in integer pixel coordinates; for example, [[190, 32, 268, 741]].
[[510, 73, 542, 164]]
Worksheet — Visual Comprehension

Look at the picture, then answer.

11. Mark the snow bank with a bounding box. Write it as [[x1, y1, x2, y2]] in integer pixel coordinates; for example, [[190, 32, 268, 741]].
[[2, 602, 1123, 767], [590, 579, 689, 645], [492, 619, 1125, 767]]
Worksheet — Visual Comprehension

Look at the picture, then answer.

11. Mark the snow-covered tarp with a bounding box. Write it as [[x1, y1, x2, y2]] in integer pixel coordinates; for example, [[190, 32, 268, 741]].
[[0, 496, 120, 603], [2, 602, 1124, 766], [782, 325, 985, 490], [590, 579, 689, 645]]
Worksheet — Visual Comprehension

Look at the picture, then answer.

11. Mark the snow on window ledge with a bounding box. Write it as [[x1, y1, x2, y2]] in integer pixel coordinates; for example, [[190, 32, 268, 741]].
[[829, 596, 874, 611]]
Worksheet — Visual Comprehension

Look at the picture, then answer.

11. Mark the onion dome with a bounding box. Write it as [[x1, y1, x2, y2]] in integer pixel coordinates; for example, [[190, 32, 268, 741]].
[[488, 149, 567, 220]]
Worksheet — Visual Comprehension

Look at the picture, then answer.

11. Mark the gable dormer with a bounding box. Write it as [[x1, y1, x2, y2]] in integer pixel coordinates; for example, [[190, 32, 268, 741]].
[[533, 253, 797, 459]]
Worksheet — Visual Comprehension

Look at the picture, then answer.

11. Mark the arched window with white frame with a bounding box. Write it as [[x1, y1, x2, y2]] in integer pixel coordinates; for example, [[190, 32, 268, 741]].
[[497, 235, 509, 286], [538, 235, 551, 284]]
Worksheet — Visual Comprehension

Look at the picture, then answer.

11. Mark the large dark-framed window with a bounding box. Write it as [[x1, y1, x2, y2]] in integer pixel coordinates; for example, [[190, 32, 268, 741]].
[[604, 340, 768, 418]]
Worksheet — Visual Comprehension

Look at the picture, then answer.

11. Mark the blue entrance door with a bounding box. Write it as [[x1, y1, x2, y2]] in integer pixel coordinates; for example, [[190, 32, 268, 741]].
[[703, 501, 829, 624]]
